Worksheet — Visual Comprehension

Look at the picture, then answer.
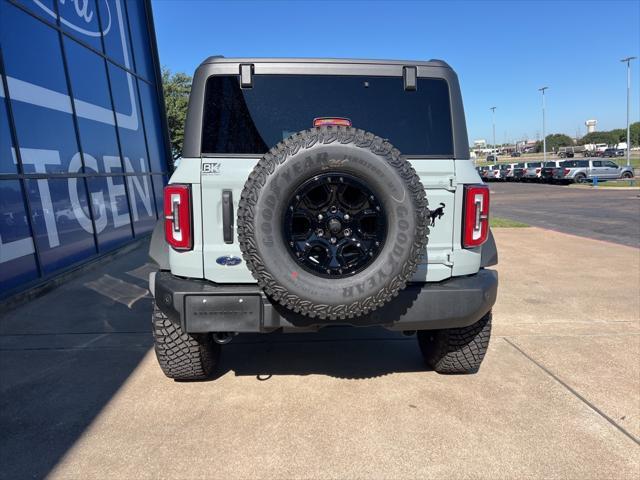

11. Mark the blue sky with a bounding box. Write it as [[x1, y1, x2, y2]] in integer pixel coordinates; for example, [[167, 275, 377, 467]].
[[151, 0, 640, 144]]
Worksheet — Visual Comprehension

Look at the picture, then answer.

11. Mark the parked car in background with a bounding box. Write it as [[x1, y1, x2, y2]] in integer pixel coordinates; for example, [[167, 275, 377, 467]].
[[486, 154, 497, 162], [487, 164, 500, 181], [583, 143, 607, 157], [561, 159, 634, 183], [480, 164, 502, 181], [511, 162, 526, 181], [602, 148, 625, 158], [557, 146, 586, 158], [523, 162, 543, 181], [541, 161, 564, 183], [498, 163, 513, 181], [510, 151, 521, 158]]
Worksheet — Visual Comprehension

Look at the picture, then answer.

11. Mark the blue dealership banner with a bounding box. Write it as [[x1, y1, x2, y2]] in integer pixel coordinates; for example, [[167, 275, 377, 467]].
[[0, 0, 167, 295]]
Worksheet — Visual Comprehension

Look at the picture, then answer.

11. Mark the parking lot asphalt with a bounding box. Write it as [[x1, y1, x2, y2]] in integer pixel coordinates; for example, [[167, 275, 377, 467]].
[[1, 230, 639, 479], [490, 182, 640, 248]]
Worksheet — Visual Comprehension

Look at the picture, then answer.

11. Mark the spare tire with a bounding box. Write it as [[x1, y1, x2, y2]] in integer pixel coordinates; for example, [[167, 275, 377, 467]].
[[237, 126, 428, 320]]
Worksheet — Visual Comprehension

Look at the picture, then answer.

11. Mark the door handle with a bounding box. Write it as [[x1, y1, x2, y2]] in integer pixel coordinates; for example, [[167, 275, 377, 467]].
[[222, 190, 234, 244]]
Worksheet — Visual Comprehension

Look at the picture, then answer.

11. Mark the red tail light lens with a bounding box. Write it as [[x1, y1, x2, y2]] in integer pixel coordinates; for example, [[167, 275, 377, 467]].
[[563, 168, 570, 176], [463, 185, 490, 248], [313, 117, 352, 128], [164, 184, 192, 251]]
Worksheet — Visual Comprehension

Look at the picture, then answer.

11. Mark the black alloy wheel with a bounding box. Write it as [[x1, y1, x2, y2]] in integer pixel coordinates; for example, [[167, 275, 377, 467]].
[[283, 173, 387, 277]]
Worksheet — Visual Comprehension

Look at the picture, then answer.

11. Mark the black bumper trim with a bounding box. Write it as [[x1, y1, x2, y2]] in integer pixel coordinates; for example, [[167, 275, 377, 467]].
[[154, 269, 498, 333]]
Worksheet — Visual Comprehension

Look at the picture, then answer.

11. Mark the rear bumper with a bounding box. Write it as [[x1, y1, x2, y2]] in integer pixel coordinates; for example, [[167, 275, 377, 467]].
[[152, 269, 498, 333]]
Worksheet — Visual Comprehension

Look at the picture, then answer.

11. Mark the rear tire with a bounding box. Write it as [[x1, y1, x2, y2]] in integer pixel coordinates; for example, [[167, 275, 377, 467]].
[[622, 171, 633, 179], [574, 173, 586, 184], [152, 305, 220, 380], [417, 311, 492, 374]]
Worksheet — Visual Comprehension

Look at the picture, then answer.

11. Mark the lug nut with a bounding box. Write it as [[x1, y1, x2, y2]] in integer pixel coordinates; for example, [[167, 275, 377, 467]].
[[330, 206, 338, 214], [330, 237, 337, 244], [316, 229, 324, 237], [318, 214, 323, 221], [343, 228, 352, 237], [344, 214, 350, 221]]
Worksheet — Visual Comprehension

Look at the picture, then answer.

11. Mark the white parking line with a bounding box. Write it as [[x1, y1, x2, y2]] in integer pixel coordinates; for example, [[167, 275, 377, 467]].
[[84, 274, 149, 309]]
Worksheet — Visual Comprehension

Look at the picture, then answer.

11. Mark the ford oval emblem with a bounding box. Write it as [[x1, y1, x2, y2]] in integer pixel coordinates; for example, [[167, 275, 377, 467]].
[[216, 255, 242, 266]]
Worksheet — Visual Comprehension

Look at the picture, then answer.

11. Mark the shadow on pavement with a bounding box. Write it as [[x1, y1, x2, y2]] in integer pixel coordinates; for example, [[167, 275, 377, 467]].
[[0, 243, 154, 480], [214, 328, 429, 381]]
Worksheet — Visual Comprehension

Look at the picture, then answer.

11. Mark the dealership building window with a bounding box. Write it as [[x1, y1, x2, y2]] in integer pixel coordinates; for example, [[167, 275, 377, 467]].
[[0, 0, 170, 296]]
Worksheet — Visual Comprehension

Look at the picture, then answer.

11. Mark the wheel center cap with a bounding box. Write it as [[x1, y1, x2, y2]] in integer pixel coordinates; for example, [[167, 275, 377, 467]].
[[328, 218, 342, 234]]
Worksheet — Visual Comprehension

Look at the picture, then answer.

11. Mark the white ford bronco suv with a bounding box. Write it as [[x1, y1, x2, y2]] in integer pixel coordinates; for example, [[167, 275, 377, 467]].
[[149, 57, 498, 380]]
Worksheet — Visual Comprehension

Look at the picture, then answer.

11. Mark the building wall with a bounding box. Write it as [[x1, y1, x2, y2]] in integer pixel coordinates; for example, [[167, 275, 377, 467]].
[[0, 0, 170, 298]]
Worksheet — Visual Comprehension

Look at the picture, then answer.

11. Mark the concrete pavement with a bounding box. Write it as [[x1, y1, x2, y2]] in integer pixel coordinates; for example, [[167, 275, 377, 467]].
[[1, 228, 639, 479]]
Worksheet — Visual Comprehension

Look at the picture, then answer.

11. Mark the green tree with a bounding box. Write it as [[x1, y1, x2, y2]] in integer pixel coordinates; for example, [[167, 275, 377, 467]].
[[162, 67, 192, 160], [573, 123, 639, 147], [532, 133, 573, 153], [580, 131, 618, 145], [609, 128, 626, 143], [534, 140, 542, 153], [545, 133, 574, 152]]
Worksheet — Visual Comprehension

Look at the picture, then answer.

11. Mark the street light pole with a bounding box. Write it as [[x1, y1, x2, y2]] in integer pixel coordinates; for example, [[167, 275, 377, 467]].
[[621, 57, 637, 167], [538, 87, 549, 163], [490, 106, 496, 153]]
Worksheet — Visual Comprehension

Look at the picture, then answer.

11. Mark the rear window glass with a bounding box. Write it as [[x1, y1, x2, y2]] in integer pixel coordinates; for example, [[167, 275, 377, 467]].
[[528, 162, 542, 167], [201, 75, 454, 156]]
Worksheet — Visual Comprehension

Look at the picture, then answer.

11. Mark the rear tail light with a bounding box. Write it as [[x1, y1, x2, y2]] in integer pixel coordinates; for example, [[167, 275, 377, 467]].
[[563, 168, 570, 176], [164, 184, 192, 251], [463, 185, 490, 248]]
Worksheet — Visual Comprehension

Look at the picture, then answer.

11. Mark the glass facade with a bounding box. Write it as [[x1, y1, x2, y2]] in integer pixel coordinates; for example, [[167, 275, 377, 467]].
[[0, 0, 169, 296]]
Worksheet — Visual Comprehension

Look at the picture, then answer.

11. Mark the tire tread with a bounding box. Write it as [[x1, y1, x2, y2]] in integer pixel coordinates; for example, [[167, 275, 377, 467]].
[[152, 306, 219, 380], [417, 312, 492, 374]]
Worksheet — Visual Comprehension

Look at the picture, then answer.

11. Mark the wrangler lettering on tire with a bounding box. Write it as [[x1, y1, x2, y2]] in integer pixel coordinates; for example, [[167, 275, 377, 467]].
[[237, 126, 428, 320]]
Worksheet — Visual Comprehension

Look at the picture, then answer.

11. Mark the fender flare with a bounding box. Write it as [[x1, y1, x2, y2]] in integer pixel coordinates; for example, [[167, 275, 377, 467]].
[[480, 229, 498, 267], [149, 220, 170, 270]]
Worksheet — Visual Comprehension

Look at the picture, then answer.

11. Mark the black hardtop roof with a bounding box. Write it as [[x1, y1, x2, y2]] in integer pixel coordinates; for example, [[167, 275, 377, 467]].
[[200, 56, 452, 69]]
